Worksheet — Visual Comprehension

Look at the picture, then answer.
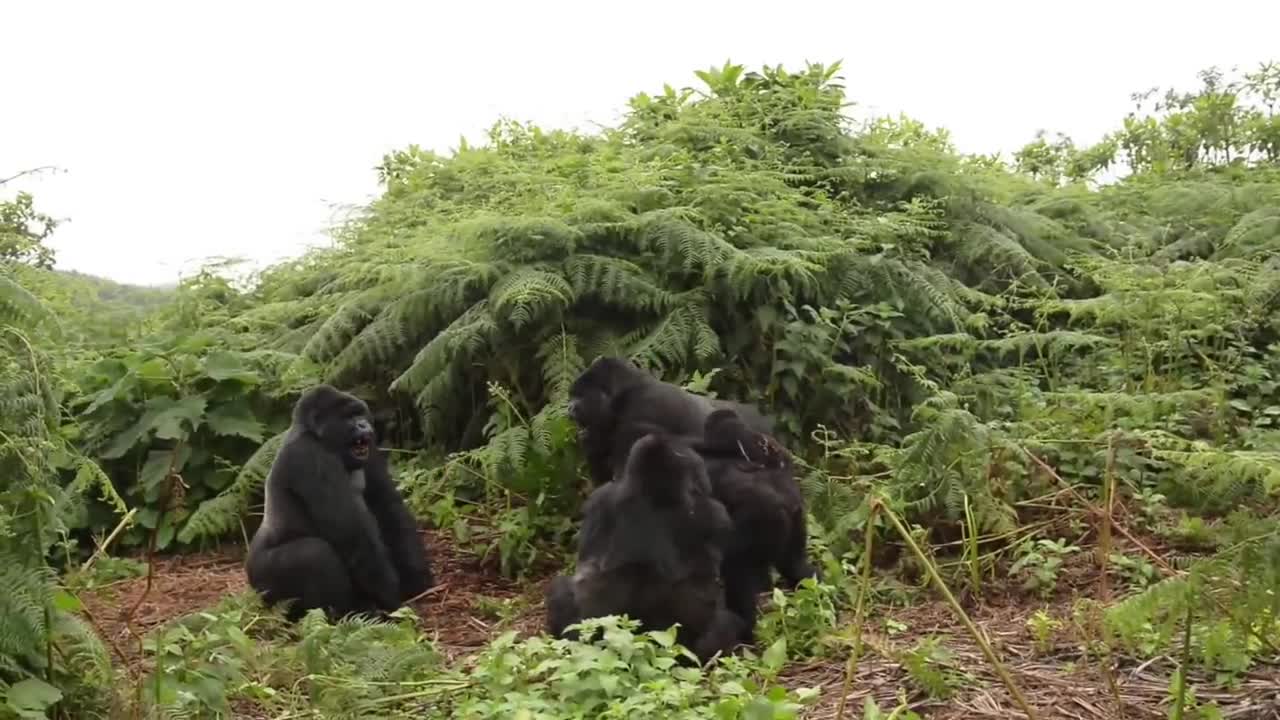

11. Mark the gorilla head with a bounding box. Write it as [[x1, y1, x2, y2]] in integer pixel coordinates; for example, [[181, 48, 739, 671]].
[[566, 356, 637, 430], [296, 384, 376, 470], [567, 356, 775, 487], [622, 432, 713, 508], [703, 409, 787, 470]]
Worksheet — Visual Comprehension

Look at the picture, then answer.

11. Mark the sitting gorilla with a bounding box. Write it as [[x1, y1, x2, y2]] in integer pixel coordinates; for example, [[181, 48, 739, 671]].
[[695, 409, 819, 644], [245, 384, 433, 621], [544, 432, 744, 664], [567, 356, 774, 486]]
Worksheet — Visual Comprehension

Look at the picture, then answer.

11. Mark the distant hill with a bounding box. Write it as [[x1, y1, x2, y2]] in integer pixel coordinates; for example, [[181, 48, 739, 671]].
[[54, 268, 175, 309]]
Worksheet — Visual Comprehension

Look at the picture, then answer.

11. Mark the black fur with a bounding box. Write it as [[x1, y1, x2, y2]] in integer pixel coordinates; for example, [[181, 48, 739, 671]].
[[245, 384, 433, 621], [695, 409, 818, 644], [567, 356, 773, 486], [544, 433, 743, 664]]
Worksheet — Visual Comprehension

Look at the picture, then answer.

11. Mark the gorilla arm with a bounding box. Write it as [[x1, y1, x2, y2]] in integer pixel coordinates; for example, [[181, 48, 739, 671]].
[[283, 437, 402, 610], [361, 449, 434, 600]]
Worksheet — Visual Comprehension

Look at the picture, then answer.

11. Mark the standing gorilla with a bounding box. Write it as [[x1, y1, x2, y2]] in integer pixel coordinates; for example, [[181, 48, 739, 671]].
[[544, 432, 744, 664], [696, 409, 818, 644], [567, 356, 774, 486], [245, 385, 434, 621]]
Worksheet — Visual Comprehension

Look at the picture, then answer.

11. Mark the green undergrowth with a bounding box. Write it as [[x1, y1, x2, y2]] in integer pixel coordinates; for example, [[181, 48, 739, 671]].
[[4, 58, 1280, 718], [110, 593, 824, 720]]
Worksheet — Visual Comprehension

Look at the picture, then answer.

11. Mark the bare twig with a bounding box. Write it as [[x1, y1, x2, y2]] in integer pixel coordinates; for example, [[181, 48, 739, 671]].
[[0, 166, 59, 185]]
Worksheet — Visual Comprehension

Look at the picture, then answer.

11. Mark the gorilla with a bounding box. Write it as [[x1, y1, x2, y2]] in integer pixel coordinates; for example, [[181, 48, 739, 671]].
[[567, 356, 774, 486], [544, 432, 744, 664], [245, 384, 434, 621], [695, 409, 818, 644]]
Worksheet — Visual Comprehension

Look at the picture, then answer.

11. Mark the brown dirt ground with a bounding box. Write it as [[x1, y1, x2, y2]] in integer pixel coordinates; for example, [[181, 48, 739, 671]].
[[79, 531, 1280, 719]]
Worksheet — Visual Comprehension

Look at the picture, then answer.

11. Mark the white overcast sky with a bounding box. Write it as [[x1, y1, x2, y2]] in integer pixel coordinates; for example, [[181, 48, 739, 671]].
[[5, 1, 1278, 286]]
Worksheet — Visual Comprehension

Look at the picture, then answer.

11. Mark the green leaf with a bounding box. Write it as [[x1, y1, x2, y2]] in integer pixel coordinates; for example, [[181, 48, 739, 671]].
[[718, 680, 747, 695], [152, 396, 208, 440], [156, 513, 178, 550], [81, 375, 132, 415], [52, 590, 83, 612], [136, 507, 160, 528], [202, 351, 261, 385], [100, 396, 206, 458], [140, 450, 175, 493], [762, 637, 788, 673], [205, 400, 265, 441], [5, 678, 63, 718]]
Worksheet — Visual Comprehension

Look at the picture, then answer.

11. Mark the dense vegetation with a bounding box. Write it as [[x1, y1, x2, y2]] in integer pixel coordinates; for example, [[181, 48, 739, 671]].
[[3, 60, 1280, 719]]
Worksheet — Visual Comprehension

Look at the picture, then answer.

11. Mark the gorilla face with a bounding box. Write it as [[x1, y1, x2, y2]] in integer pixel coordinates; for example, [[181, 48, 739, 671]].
[[297, 385, 378, 470], [347, 415, 374, 465], [566, 388, 607, 429], [567, 357, 641, 429]]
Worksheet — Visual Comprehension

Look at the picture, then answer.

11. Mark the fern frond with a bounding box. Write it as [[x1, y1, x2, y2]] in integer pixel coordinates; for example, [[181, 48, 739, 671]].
[[1216, 206, 1280, 259], [626, 301, 721, 369], [0, 272, 55, 330], [489, 269, 575, 331], [631, 210, 733, 273], [979, 330, 1115, 362], [390, 300, 496, 398], [179, 431, 286, 542], [535, 331, 583, 404], [951, 221, 1048, 288], [565, 254, 676, 313], [300, 288, 398, 365]]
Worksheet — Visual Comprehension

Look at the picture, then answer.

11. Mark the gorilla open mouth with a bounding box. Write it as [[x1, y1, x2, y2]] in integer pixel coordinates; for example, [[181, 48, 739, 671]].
[[351, 436, 371, 460]]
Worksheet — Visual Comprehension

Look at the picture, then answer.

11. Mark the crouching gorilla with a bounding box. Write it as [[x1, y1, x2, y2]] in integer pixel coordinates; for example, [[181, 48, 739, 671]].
[[245, 385, 434, 621], [544, 433, 743, 664], [567, 356, 774, 486], [696, 409, 818, 644]]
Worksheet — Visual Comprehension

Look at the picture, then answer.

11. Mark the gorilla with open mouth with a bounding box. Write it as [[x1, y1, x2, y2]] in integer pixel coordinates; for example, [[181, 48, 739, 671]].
[[245, 384, 434, 621]]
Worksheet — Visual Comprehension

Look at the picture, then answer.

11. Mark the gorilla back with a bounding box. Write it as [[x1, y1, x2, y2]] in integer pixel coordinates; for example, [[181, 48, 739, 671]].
[[695, 409, 818, 644], [245, 384, 433, 621], [567, 356, 775, 486], [544, 432, 743, 664]]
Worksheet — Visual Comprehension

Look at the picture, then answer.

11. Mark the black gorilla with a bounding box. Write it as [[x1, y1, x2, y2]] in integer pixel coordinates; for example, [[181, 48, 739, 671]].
[[695, 409, 818, 644], [245, 385, 433, 621], [567, 356, 774, 486], [544, 432, 743, 664]]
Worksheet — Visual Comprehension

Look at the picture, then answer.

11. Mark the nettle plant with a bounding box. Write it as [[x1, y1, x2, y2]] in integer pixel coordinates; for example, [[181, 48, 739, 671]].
[[69, 335, 296, 550], [445, 616, 818, 719]]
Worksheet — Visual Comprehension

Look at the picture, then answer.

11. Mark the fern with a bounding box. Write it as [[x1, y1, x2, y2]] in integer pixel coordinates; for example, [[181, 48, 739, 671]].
[[565, 254, 677, 313], [0, 272, 54, 330], [1106, 522, 1280, 673], [179, 431, 285, 542], [488, 268, 576, 331], [886, 392, 1020, 532], [0, 551, 54, 671], [0, 274, 120, 712]]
